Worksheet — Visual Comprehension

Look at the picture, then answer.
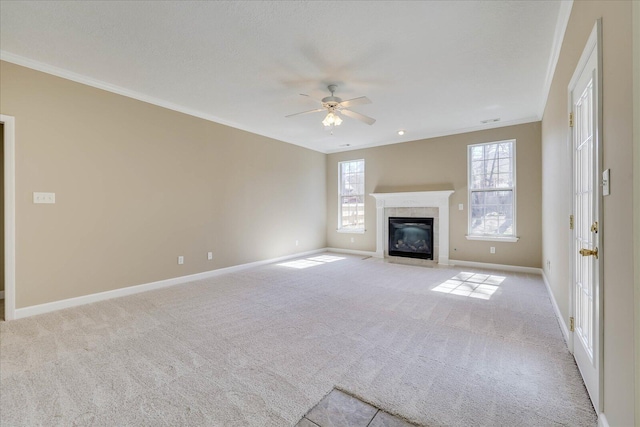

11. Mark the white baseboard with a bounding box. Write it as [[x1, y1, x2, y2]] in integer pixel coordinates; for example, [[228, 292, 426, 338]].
[[597, 413, 609, 427], [448, 259, 542, 275], [326, 247, 377, 257], [13, 248, 326, 320], [542, 270, 571, 346]]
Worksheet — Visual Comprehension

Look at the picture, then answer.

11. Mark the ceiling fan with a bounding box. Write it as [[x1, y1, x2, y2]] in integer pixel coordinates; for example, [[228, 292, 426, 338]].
[[286, 84, 376, 127]]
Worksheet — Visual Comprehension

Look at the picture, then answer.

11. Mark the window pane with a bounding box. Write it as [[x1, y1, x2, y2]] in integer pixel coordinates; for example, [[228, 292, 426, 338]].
[[497, 159, 509, 176], [499, 143, 511, 158], [470, 174, 482, 189], [471, 146, 484, 160], [469, 190, 514, 236], [483, 173, 495, 188], [497, 173, 512, 188], [339, 159, 365, 230], [485, 144, 498, 162], [472, 160, 483, 175], [470, 204, 485, 234], [468, 139, 515, 238], [471, 191, 485, 205]]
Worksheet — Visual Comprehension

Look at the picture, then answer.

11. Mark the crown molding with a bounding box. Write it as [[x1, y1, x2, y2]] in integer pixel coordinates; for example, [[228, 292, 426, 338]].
[[0, 51, 328, 154]]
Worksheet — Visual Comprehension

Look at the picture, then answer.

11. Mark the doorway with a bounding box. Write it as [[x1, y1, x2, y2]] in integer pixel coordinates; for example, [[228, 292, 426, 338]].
[[569, 20, 603, 414], [0, 123, 3, 320], [0, 115, 15, 321]]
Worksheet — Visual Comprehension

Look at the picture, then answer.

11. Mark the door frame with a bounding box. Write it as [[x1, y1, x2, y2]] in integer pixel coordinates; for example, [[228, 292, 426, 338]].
[[0, 115, 16, 321], [633, 1, 640, 422], [567, 19, 604, 413]]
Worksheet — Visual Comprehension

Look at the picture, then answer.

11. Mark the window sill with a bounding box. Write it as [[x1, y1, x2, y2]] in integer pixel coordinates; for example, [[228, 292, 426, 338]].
[[337, 228, 366, 234], [465, 235, 519, 243]]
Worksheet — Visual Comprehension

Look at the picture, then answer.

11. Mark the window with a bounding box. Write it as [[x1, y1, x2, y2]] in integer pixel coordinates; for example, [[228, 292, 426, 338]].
[[467, 140, 517, 241], [338, 159, 365, 232]]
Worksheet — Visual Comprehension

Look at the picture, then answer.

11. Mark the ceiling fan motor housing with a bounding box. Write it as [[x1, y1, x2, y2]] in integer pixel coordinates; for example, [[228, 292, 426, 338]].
[[322, 84, 342, 106], [321, 97, 342, 105]]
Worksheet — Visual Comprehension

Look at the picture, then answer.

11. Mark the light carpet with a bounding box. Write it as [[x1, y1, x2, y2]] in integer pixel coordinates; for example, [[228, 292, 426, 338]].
[[0, 254, 597, 426]]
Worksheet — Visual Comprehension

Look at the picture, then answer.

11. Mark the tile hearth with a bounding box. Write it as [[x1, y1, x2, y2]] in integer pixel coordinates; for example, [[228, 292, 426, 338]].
[[296, 389, 417, 427]]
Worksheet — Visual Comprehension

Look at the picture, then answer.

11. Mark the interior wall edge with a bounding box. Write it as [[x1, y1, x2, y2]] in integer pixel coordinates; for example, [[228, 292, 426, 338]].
[[541, 269, 571, 347], [538, 0, 574, 117], [448, 259, 541, 275]]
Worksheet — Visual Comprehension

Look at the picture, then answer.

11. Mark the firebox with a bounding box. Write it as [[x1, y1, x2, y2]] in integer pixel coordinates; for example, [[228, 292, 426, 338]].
[[388, 217, 434, 260]]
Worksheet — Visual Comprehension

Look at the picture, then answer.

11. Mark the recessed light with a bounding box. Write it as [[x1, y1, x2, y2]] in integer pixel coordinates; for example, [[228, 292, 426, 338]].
[[397, 130, 405, 136], [481, 118, 501, 124]]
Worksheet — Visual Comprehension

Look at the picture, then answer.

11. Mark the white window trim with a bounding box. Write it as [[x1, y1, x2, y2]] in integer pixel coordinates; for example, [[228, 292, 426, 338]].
[[467, 139, 519, 242], [337, 159, 365, 233], [337, 228, 366, 234], [465, 235, 519, 242]]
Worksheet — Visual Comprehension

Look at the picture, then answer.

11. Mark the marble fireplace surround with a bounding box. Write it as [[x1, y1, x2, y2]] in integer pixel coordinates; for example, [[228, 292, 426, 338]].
[[370, 191, 455, 265]]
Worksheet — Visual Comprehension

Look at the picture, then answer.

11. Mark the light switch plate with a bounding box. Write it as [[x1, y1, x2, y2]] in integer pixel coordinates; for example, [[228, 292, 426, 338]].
[[602, 169, 610, 196], [458, 203, 464, 211], [33, 192, 55, 204]]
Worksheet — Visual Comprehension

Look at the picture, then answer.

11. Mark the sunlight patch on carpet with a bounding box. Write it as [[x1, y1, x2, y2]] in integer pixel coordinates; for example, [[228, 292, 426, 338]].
[[432, 272, 505, 300], [308, 255, 345, 263], [278, 255, 346, 269]]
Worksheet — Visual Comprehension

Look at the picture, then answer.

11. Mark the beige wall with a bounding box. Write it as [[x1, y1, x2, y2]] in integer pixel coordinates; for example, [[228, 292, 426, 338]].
[[633, 0, 640, 422], [327, 122, 542, 268], [0, 61, 327, 308], [541, 1, 635, 425]]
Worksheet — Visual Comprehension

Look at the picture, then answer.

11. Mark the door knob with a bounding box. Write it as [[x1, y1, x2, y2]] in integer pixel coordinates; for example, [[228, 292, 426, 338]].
[[579, 247, 598, 259]]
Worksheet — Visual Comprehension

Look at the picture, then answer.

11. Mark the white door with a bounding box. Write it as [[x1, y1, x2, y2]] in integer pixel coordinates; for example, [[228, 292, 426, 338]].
[[570, 23, 602, 414]]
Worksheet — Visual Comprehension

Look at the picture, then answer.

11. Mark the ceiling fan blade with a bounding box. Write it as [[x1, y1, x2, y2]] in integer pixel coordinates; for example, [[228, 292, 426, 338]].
[[299, 93, 324, 103], [339, 96, 372, 108], [341, 109, 376, 125], [285, 108, 325, 118]]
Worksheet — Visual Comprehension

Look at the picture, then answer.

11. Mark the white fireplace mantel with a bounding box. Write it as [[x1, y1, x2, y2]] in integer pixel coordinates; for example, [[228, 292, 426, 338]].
[[370, 191, 455, 265]]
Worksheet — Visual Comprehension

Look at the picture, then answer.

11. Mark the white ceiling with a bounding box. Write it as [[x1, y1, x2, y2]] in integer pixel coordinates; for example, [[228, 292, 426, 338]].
[[0, 1, 569, 153]]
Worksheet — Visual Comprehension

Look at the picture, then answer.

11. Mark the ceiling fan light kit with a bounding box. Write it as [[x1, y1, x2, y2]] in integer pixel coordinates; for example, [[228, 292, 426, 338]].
[[322, 111, 342, 127], [286, 84, 376, 129]]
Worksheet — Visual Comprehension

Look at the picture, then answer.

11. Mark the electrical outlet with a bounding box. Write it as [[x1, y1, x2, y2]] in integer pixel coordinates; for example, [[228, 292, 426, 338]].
[[295, 240, 299, 246], [490, 247, 496, 254], [350, 237, 355, 243], [207, 252, 213, 260], [178, 256, 184, 265], [33, 192, 56, 204]]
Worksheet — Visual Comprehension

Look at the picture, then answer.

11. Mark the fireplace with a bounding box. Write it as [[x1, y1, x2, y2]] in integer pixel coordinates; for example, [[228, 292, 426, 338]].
[[388, 217, 434, 260], [370, 191, 454, 264]]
